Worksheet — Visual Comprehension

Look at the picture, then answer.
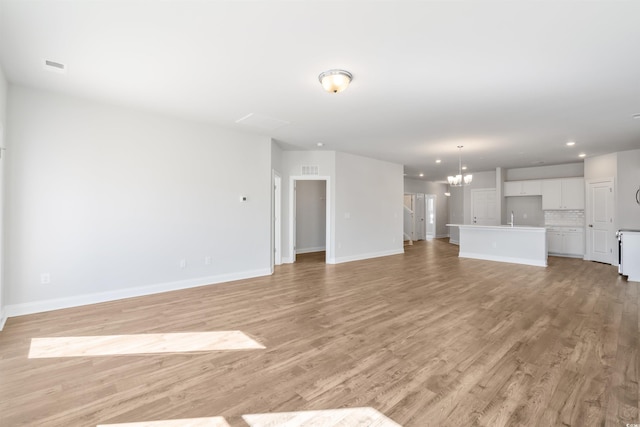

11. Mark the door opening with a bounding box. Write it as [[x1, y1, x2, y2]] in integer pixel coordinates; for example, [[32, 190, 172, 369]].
[[273, 172, 282, 267], [586, 178, 615, 264], [289, 176, 332, 264]]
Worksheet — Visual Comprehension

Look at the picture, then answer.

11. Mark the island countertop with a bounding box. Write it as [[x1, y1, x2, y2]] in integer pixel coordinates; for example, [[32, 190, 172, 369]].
[[446, 224, 547, 267], [446, 224, 546, 232]]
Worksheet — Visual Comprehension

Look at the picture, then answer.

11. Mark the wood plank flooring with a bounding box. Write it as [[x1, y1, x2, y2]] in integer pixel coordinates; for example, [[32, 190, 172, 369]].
[[0, 239, 638, 426]]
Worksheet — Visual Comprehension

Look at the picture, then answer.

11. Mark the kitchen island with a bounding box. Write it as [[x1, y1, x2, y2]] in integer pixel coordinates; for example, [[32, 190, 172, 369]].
[[446, 224, 547, 267]]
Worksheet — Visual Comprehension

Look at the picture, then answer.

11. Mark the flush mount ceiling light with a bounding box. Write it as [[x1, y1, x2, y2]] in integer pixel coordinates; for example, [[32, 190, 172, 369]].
[[566, 141, 576, 146], [318, 69, 353, 93], [447, 145, 473, 187]]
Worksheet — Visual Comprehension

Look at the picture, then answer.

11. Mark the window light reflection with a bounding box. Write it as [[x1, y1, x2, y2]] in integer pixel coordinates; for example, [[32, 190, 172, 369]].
[[29, 331, 265, 358], [97, 417, 230, 427], [242, 407, 402, 427]]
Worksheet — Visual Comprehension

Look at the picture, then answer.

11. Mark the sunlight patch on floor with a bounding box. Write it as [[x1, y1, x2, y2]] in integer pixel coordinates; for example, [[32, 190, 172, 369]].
[[97, 417, 230, 427], [29, 331, 265, 358], [242, 407, 402, 426]]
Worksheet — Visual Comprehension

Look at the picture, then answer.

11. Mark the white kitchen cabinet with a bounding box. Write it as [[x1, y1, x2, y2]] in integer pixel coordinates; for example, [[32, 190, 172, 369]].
[[542, 178, 584, 210], [547, 227, 584, 257], [504, 180, 542, 196]]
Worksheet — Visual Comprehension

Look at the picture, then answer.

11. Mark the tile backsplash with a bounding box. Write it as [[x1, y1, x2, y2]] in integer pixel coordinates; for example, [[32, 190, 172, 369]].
[[544, 210, 585, 226]]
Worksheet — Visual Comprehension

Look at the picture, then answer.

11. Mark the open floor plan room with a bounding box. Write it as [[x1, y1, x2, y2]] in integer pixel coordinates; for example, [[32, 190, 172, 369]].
[[0, 240, 637, 427]]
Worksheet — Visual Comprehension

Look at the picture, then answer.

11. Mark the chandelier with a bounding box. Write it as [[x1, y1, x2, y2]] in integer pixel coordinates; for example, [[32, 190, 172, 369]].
[[447, 145, 473, 186]]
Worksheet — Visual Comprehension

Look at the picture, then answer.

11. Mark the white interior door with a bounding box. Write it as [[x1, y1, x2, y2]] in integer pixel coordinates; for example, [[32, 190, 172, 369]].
[[471, 189, 498, 225], [586, 179, 615, 264]]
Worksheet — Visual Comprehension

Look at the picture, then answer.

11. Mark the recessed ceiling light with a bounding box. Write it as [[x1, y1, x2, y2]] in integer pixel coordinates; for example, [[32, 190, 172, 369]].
[[462, 166, 467, 170], [316, 142, 324, 147], [435, 159, 441, 164], [579, 153, 586, 158], [419, 173, 424, 177], [566, 141, 576, 146]]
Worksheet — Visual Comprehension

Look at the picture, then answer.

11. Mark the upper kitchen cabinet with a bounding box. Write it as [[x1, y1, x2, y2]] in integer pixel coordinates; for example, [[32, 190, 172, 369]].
[[542, 178, 585, 210], [504, 180, 542, 196]]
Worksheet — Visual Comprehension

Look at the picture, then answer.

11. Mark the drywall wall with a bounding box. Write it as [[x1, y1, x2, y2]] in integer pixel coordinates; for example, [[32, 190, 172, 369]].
[[506, 163, 584, 181], [616, 149, 640, 230], [281, 150, 336, 263], [0, 66, 7, 328], [403, 178, 450, 237], [448, 186, 464, 243], [295, 180, 326, 253], [584, 152, 617, 181], [5, 85, 272, 314], [335, 152, 403, 262], [505, 196, 544, 226]]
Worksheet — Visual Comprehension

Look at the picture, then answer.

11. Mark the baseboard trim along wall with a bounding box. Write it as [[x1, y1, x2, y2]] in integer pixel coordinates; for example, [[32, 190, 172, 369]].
[[0, 309, 7, 331], [4, 268, 272, 319], [296, 246, 326, 254], [328, 248, 405, 265]]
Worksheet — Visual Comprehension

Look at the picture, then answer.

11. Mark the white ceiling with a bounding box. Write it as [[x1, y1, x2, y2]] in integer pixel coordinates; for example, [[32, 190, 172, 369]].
[[1, 0, 640, 181]]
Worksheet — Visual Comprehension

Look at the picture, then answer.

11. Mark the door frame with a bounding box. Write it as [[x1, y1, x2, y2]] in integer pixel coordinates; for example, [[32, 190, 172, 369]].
[[426, 194, 437, 240], [289, 176, 332, 264], [585, 177, 615, 265], [272, 171, 282, 268]]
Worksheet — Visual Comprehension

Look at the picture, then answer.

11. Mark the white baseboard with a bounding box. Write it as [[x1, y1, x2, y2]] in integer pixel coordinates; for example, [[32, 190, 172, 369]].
[[296, 246, 326, 254], [436, 233, 450, 239], [0, 308, 7, 331], [459, 251, 547, 267], [4, 268, 272, 319], [449, 238, 459, 245], [282, 256, 294, 264], [328, 248, 404, 265]]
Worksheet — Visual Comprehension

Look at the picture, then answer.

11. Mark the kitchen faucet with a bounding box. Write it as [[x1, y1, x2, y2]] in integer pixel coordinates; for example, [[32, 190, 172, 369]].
[[508, 210, 515, 227]]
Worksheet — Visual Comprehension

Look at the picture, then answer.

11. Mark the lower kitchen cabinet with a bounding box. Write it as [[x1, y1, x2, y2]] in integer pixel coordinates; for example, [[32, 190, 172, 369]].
[[547, 227, 584, 257]]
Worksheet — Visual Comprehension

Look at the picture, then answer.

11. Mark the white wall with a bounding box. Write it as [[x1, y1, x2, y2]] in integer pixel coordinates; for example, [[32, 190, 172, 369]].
[[506, 163, 584, 181], [5, 85, 272, 315], [505, 196, 544, 226], [403, 178, 450, 237], [584, 153, 617, 180], [0, 66, 7, 328], [295, 180, 326, 253], [334, 152, 403, 263], [616, 149, 640, 230]]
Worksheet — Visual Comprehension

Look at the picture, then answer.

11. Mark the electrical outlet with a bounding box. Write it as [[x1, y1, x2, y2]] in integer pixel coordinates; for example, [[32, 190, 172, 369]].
[[179, 259, 187, 270], [40, 273, 50, 284], [205, 256, 212, 265]]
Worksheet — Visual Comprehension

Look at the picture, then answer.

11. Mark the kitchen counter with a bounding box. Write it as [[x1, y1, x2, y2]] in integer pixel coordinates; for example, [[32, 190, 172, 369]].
[[447, 224, 547, 267]]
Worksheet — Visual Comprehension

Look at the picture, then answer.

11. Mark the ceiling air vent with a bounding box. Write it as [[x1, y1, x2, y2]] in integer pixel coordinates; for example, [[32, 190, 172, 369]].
[[43, 59, 67, 74], [301, 165, 320, 176]]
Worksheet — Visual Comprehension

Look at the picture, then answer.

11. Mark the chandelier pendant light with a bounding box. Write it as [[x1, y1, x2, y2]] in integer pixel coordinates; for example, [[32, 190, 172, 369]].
[[447, 145, 473, 186], [318, 69, 353, 93]]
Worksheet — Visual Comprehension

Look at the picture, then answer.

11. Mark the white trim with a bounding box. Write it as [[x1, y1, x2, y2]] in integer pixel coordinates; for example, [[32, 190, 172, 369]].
[[281, 256, 294, 264], [5, 268, 271, 318], [289, 176, 332, 264], [436, 233, 450, 239], [459, 251, 547, 267], [296, 246, 326, 254], [328, 248, 404, 265], [449, 238, 459, 245], [0, 308, 7, 331]]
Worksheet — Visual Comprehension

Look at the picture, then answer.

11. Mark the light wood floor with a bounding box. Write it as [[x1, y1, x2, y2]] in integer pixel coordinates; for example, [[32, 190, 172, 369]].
[[0, 240, 638, 426]]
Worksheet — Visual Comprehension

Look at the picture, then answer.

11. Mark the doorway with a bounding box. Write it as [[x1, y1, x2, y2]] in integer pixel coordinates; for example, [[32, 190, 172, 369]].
[[426, 194, 436, 240], [289, 176, 331, 263], [471, 189, 498, 225], [585, 178, 615, 264]]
